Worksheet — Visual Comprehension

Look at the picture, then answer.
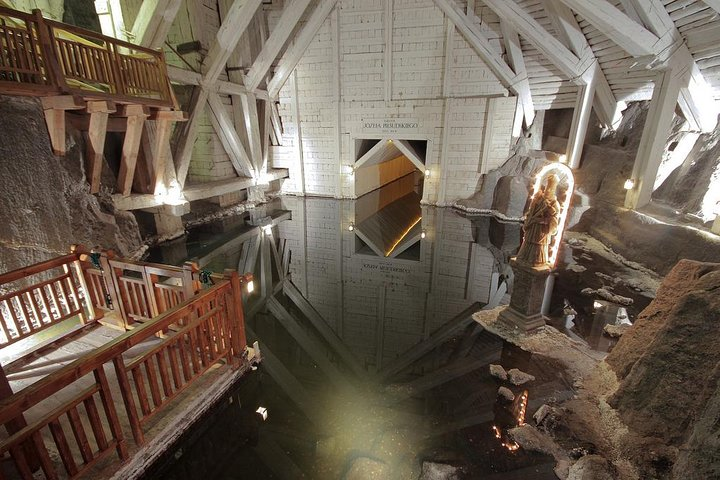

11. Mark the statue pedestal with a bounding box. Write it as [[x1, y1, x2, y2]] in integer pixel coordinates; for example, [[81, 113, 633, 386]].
[[499, 259, 551, 332]]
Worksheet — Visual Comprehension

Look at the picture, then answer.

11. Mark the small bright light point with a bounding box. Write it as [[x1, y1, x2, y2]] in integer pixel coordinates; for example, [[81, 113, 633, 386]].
[[558, 154, 567, 163], [262, 225, 272, 235], [624, 178, 635, 190], [256, 406, 268, 421], [593, 300, 603, 309], [246, 280, 254, 294], [421, 230, 426, 239], [348, 223, 355, 232], [424, 169, 431, 177], [387, 139, 393, 144]]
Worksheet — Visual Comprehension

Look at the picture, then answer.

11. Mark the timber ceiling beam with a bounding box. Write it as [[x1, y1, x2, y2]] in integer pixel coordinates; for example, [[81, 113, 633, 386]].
[[131, 0, 183, 49], [628, 0, 718, 132], [433, 0, 520, 92], [544, 0, 624, 126], [555, 0, 660, 57], [267, 0, 340, 99], [483, 0, 586, 82], [204, 0, 264, 86], [500, 21, 535, 127], [207, 92, 255, 178], [245, 0, 314, 92], [702, 0, 720, 14]]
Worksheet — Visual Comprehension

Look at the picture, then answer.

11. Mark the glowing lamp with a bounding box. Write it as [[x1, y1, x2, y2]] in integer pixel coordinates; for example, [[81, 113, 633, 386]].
[[558, 154, 567, 163], [348, 223, 355, 232], [424, 169, 431, 177], [256, 406, 268, 421], [421, 230, 426, 239], [262, 225, 272, 236], [246, 280, 254, 294], [593, 300, 603, 309], [624, 178, 635, 190]]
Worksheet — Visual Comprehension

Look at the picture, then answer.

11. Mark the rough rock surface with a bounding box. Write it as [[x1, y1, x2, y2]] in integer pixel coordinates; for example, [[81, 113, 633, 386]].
[[606, 260, 720, 476], [343, 457, 389, 479], [418, 461, 461, 480], [602, 324, 629, 338], [497, 386, 515, 402], [489, 364, 508, 381], [0, 95, 141, 275], [566, 455, 616, 480], [507, 368, 535, 386]]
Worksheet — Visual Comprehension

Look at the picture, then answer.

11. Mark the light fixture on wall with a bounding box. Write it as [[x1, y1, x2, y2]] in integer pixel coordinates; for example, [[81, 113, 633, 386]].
[[344, 165, 354, 176], [348, 222, 355, 232], [421, 229, 426, 239], [262, 225, 272, 235], [246, 280, 254, 294], [256, 406, 268, 421], [624, 178, 635, 190], [558, 154, 567, 163], [424, 169, 431, 177]]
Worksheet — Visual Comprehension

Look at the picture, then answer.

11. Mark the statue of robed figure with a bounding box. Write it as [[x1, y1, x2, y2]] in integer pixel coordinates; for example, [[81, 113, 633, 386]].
[[516, 174, 561, 268]]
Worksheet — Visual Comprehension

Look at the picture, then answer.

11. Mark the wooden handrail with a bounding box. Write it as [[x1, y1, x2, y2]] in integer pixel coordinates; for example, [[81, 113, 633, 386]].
[[0, 280, 231, 425], [0, 6, 176, 108], [0, 254, 78, 286]]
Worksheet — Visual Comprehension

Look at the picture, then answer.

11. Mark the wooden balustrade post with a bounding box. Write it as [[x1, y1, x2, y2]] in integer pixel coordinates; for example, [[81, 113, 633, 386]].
[[69, 245, 97, 324], [107, 42, 125, 97], [32, 9, 67, 92], [182, 262, 199, 299], [0, 365, 41, 471], [112, 357, 144, 445], [94, 367, 129, 459], [224, 270, 247, 368], [98, 251, 123, 320]]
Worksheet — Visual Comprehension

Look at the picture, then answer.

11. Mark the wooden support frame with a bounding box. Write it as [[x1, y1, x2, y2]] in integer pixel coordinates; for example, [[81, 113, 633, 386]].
[[41, 95, 85, 156], [207, 92, 255, 178], [85, 100, 116, 194], [500, 21, 534, 128], [117, 105, 150, 197], [131, 0, 183, 49]]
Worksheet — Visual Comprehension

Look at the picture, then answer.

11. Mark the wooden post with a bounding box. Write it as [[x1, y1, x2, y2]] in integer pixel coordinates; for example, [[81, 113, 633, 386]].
[[85, 100, 116, 193], [33, 9, 67, 92], [181, 261, 198, 299], [117, 104, 150, 196], [151, 110, 187, 195], [69, 245, 101, 322], [0, 365, 41, 471], [40, 95, 85, 156], [226, 270, 248, 366], [567, 62, 599, 169], [112, 357, 144, 444]]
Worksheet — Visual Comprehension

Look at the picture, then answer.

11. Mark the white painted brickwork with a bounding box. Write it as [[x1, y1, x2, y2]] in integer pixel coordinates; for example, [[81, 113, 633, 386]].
[[271, 0, 518, 204]]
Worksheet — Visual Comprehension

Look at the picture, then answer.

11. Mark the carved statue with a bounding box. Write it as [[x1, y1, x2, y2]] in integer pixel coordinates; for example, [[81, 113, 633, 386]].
[[516, 174, 561, 267]]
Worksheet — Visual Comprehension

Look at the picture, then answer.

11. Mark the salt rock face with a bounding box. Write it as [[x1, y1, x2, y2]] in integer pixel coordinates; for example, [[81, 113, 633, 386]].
[[605, 260, 720, 476], [343, 457, 389, 480], [489, 364, 508, 381], [507, 368, 535, 386], [0, 95, 142, 274], [566, 455, 616, 480], [419, 461, 461, 480]]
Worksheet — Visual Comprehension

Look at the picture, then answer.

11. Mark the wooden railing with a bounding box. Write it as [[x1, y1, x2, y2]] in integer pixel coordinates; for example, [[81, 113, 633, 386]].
[[0, 254, 95, 348], [0, 7, 175, 108], [0, 273, 250, 479]]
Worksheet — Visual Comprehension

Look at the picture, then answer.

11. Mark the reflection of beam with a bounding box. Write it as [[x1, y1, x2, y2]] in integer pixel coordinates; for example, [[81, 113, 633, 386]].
[[246, 328, 322, 424], [422, 412, 494, 438], [196, 229, 259, 267], [253, 435, 306, 480], [379, 302, 481, 382], [283, 282, 367, 379], [387, 348, 500, 400], [267, 298, 354, 390]]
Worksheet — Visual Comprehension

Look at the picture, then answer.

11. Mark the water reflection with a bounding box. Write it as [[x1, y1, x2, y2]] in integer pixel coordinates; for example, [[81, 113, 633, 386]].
[[147, 180, 569, 479]]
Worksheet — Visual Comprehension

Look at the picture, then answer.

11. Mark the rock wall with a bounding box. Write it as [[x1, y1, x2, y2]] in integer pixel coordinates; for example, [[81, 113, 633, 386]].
[[0, 95, 141, 276], [605, 259, 720, 477]]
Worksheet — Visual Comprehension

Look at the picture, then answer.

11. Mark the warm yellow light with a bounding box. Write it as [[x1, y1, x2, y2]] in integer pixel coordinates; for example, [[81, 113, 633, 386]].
[[246, 280, 254, 294], [424, 169, 431, 177], [529, 163, 574, 267], [421, 230, 426, 239], [624, 178, 635, 190], [558, 154, 567, 163], [385, 216, 422, 256]]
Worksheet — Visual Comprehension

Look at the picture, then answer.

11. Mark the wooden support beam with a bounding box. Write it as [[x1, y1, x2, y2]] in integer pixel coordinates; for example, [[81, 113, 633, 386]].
[[566, 65, 598, 169], [41, 95, 85, 156], [207, 92, 255, 177], [117, 105, 150, 196], [150, 110, 186, 195], [267, 298, 354, 390], [355, 138, 391, 169], [393, 139, 426, 172], [204, 0, 264, 86], [500, 21, 534, 127], [131, 0, 183, 49], [173, 87, 209, 188], [625, 67, 689, 209], [433, 0, 519, 91], [240, 93, 263, 173], [484, 0, 584, 81], [267, 0, 340, 98], [544, 0, 624, 127], [702, 0, 720, 14], [85, 100, 116, 193], [555, 0, 660, 57], [245, 0, 314, 92]]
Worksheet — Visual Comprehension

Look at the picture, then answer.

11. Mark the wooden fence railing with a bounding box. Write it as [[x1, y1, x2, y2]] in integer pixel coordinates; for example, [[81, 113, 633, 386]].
[[0, 7, 175, 108], [0, 272, 250, 479], [0, 254, 96, 348]]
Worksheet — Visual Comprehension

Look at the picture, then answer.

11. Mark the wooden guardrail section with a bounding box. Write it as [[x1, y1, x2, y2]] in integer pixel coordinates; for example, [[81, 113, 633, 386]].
[[0, 7, 175, 108], [0, 252, 251, 479]]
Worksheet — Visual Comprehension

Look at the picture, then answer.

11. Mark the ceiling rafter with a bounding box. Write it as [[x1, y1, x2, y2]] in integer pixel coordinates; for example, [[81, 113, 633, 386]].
[[267, 0, 340, 99], [544, 0, 625, 126], [130, 0, 183, 49], [500, 21, 535, 127], [245, 0, 314, 92], [432, 0, 520, 92]]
